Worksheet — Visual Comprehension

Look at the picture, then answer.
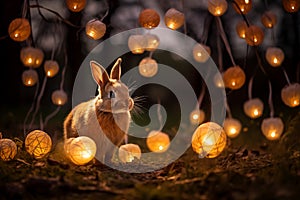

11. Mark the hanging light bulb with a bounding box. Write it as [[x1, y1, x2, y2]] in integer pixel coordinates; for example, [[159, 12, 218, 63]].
[[51, 90, 68, 106], [261, 11, 277, 28], [146, 131, 170, 153], [44, 60, 59, 78], [223, 118, 242, 138], [66, 0, 87, 12], [164, 8, 185, 30], [282, 0, 300, 13], [138, 57, 158, 78], [233, 0, 252, 15], [22, 69, 38, 87], [243, 98, 264, 119], [236, 20, 248, 39], [190, 109, 205, 125], [139, 9, 160, 29], [85, 19, 106, 40], [193, 43, 211, 63], [8, 18, 31, 42], [223, 66, 246, 90], [281, 83, 300, 107], [207, 0, 228, 17], [20, 46, 44, 68], [265, 47, 285, 67], [261, 117, 284, 140], [245, 25, 264, 46]]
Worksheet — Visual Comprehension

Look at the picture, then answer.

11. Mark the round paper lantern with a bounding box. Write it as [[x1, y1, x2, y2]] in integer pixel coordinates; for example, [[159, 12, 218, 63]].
[[64, 136, 97, 165], [243, 98, 264, 119], [144, 34, 160, 51], [265, 47, 285, 67], [22, 69, 38, 87], [214, 73, 225, 88], [208, 0, 228, 16], [139, 9, 160, 29], [223, 66, 246, 90], [85, 19, 106, 40], [245, 25, 264, 46], [139, 57, 158, 78], [51, 90, 68, 106], [236, 20, 248, 39], [20, 46, 44, 68], [281, 83, 300, 107], [128, 35, 146, 54], [233, 0, 252, 15], [25, 130, 52, 159], [8, 18, 31, 42], [66, 0, 86, 12], [44, 60, 59, 78], [191, 122, 227, 158], [0, 134, 17, 161], [164, 8, 185, 30], [146, 131, 170, 153], [282, 0, 300, 13], [190, 109, 205, 125], [193, 43, 211, 63], [118, 143, 141, 163], [223, 118, 242, 138], [261, 11, 277, 28], [261, 117, 284, 140]]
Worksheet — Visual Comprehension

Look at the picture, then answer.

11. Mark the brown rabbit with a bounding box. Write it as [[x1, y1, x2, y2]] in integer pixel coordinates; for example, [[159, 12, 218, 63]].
[[63, 58, 134, 163]]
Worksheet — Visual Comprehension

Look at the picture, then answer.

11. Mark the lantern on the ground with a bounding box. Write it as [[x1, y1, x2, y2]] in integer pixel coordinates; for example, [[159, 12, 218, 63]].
[[66, 0, 86, 12], [44, 60, 59, 78], [245, 25, 264, 46], [20, 46, 44, 68], [223, 66, 246, 90], [146, 131, 170, 153], [282, 0, 300, 13], [243, 98, 264, 119], [8, 18, 31, 42], [223, 118, 242, 138], [52, 90, 68, 106], [139, 9, 160, 29], [261, 11, 277, 28], [85, 19, 106, 40], [25, 130, 52, 159], [22, 69, 38, 87], [164, 8, 185, 30], [281, 83, 300, 107], [0, 133, 17, 161], [265, 47, 285, 67], [261, 117, 284, 140], [236, 20, 248, 39], [128, 35, 146, 54], [193, 43, 211, 63], [139, 57, 158, 78], [64, 136, 97, 165], [144, 34, 160, 51], [208, 0, 228, 16], [118, 143, 141, 163], [190, 109, 205, 125], [191, 122, 227, 158], [233, 0, 252, 15]]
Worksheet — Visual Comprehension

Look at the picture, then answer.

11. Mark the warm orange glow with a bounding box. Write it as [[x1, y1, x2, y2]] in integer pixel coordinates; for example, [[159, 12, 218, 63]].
[[281, 83, 300, 107], [223, 66, 246, 90], [190, 109, 205, 125], [25, 130, 52, 159], [146, 131, 170, 153], [244, 98, 264, 119], [261, 117, 284, 141]]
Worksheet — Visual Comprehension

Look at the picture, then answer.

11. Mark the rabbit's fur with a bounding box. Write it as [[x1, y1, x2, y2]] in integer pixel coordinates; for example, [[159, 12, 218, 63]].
[[63, 58, 134, 163]]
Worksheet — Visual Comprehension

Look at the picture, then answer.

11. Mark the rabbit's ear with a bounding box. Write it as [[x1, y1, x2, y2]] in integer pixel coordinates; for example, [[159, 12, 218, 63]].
[[90, 61, 109, 88], [110, 58, 122, 80]]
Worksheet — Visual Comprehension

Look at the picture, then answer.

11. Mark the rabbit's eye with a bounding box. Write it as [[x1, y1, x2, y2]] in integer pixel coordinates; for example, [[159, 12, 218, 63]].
[[108, 91, 115, 98]]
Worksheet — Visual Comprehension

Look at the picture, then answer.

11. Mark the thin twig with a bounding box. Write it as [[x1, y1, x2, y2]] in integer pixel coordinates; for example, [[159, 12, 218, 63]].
[[181, 0, 188, 35], [226, 100, 232, 118], [231, 0, 250, 27], [268, 81, 274, 118], [43, 107, 61, 128], [248, 76, 253, 99], [282, 68, 291, 85], [195, 83, 206, 110]]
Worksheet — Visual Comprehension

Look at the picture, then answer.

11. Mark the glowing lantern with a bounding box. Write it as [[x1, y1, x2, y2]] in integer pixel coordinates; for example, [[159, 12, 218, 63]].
[[191, 122, 227, 158], [20, 46, 44, 68], [282, 0, 300, 13], [22, 69, 38, 87], [146, 131, 170, 153], [128, 35, 146, 54], [223, 66, 246, 90], [214, 73, 225, 88], [233, 0, 252, 15], [138, 57, 158, 78], [164, 8, 185, 30], [118, 143, 141, 163], [66, 0, 86, 12], [44, 60, 59, 78], [281, 83, 300, 107], [51, 90, 68, 106], [0, 133, 17, 161], [223, 118, 242, 138], [25, 130, 52, 159], [139, 9, 160, 29], [208, 0, 228, 16], [243, 98, 264, 119], [261, 11, 277, 28], [193, 43, 211, 63], [236, 20, 248, 39], [261, 117, 284, 140], [85, 19, 106, 40], [64, 136, 97, 165], [144, 34, 160, 51], [8, 18, 31, 42], [265, 47, 285, 67], [245, 25, 264, 46], [190, 109, 205, 125]]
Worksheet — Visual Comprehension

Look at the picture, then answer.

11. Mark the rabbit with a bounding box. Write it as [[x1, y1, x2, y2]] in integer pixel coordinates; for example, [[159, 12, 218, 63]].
[[63, 58, 134, 164]]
